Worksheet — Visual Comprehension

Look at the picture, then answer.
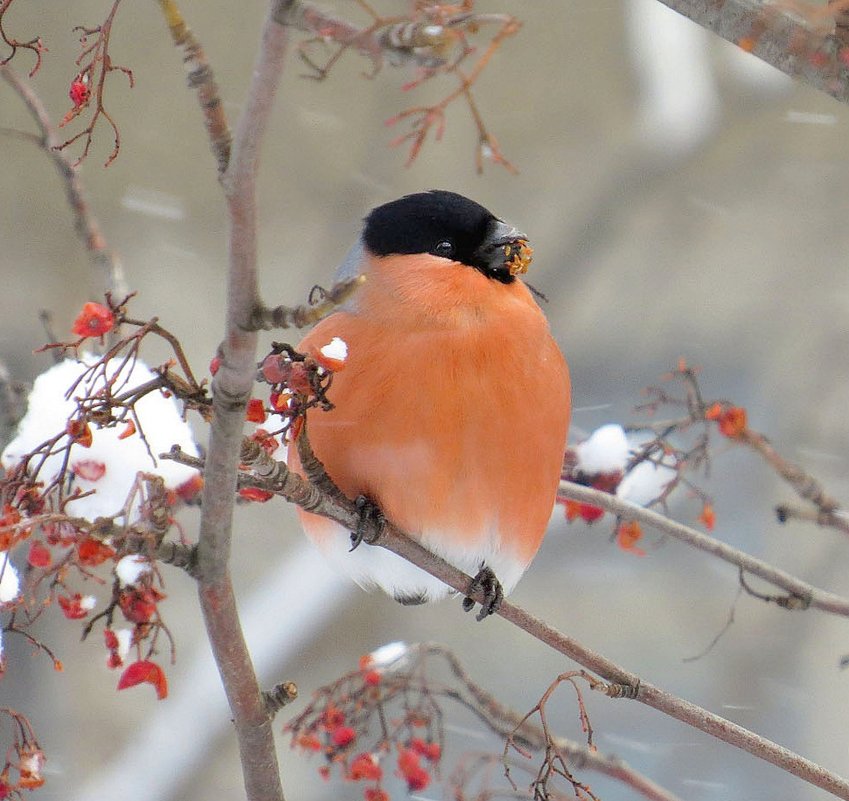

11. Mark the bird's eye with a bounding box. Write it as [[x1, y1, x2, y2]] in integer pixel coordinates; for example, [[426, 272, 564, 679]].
[[433, 240, 455, 259]]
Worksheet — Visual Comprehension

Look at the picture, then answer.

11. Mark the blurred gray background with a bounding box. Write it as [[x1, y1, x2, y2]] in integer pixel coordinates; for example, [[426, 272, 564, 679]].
[[2, 1, 849, 799]]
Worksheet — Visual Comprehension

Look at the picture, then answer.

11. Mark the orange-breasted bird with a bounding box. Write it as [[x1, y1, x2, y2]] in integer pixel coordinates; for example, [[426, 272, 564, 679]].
[[288, 190, 570, 617]]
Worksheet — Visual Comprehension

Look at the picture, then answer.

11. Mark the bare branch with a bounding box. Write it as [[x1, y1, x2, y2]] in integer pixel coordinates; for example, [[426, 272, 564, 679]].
[[655, 0, 849, 103], [0, 65, 128, 299], [425, 645, 684, 801], [250, 275, 365, 330], [192, 2, 294, 800], [263, 681, 298, 718], [0, 0, 45, 76], [281, 1, 522, 170], [557, 480, 849, 618], [56, 0, 134, 167], [156, 0, 232, 175], [737, 427, 849, 536], [776, 502, 849, 535], [155, 540, 198, 577]]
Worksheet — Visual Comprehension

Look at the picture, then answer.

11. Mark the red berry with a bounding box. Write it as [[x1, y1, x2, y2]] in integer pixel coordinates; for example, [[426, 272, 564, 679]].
[[245, 398, 267, 423], [27, 540, 51, 568], [579, 503, 604, 523], [71, 459, 106, 482], [69, 76, 90, 107], [260, 353, 291, 384], [363, 669, 381, 686], [406, 766, 430, 791], [296, 733, 322, 752], [349, 752, 382, 781], [322, 706, 346, 729], [72, 301, 114, 338], [58, 593, 91, 619], [423, 742, 441, 762], [331, 726, 356, 748], [117, 659, 168, 699]]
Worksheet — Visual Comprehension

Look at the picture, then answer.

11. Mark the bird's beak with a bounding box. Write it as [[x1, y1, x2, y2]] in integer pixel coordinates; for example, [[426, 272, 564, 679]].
[[488, 220, 526, 247], [476, 220, 533, 281]]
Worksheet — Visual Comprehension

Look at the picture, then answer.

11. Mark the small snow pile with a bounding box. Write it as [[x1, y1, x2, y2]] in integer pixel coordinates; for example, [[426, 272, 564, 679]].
[[562, 424, 677, 524], [114, 628, 133, 663], [115, 554, 153, 587], [367, 641, 409, 671], [0, 555, 20, 604], [316, 336, 348, 372], [319, 337, 347, 364], [358, 641, 411, 684], [573, 424, 629, 476], [616, 457, 677, 507], [562, 424, 630, 523], [1, 356, 200, 520]]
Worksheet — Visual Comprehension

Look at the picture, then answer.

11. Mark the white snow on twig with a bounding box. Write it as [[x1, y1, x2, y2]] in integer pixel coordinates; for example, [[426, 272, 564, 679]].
[[1, 356, 200, 521]]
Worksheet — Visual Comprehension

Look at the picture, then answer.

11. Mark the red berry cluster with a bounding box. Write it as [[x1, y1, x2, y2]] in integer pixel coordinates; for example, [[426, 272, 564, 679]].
[[396, 738, 440, 791], [287, 653, 444, 799], [255, 345, 337, 444]]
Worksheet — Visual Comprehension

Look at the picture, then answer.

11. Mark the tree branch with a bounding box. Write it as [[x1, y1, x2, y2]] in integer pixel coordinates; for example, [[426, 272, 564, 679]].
[[422, 644, 685, 801], [737, 427, 849, 537], [249, 274, 365, 330], [0, 64, 128, 299], [655, 0, 849, 103], [280, 0, 391, 68], [557, 480, 849, 617], [193, 2, 294, 801], [156, 0, 232, 175], [776, 501, 849, 534]]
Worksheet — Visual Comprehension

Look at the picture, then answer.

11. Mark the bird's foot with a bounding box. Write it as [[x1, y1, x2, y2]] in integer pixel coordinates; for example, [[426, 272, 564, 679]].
[[462, 564, 504, 621], [352, 495, 385, 551]]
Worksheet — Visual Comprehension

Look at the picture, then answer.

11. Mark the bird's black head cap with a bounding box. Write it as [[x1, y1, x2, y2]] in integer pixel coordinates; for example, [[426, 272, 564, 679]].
[[362, 190, 524, 284]]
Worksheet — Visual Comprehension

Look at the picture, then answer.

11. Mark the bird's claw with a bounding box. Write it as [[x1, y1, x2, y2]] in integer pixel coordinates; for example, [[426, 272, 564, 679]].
[[462, 565, 503, 621], [352, 495, 385, 551]]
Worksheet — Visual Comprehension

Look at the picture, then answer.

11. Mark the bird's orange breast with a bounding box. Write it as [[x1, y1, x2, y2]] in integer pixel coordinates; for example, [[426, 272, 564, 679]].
[[290, 253, 570, 566]]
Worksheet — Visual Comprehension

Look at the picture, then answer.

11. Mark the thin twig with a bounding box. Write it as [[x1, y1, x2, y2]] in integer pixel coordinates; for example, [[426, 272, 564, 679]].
[[776, 502, 849, 534], [737, 428, 849, 536], [280, 1, 403, 67], [557, 480, 849, 617], [263, 681, 298, 718], [0, 0, 45, 76], [419, 645, 684, 801], [57, 0, 133, 167], [156, 0, 232, 175], [250, 275, 365, 330], [682, 583, 744, 663], [0, 65, 128, 300]]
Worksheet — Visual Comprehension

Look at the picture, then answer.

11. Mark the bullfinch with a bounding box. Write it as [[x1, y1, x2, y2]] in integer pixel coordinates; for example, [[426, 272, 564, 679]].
[[288, 190, 570, 615]]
